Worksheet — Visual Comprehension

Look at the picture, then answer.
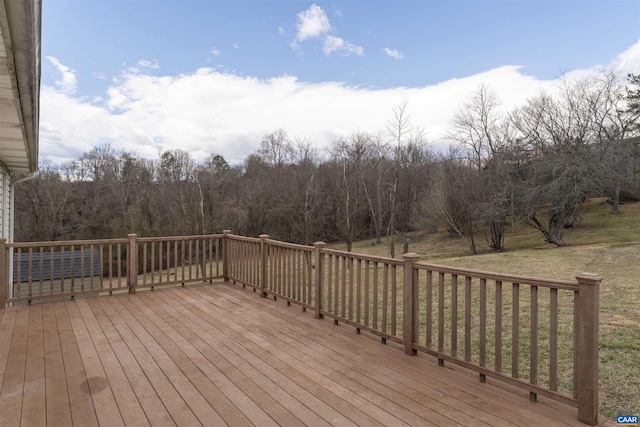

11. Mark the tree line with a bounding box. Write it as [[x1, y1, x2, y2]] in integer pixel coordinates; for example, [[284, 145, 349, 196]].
[[15, 70, 640, 255]]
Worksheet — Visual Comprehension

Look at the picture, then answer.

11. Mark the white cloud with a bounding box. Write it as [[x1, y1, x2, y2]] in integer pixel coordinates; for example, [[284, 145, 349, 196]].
[[137, 59, 160, 69], [278, 27, 285, 36], [210, 48, 221, 57], [46, 56, 77, 95], [39, 41, 640, 166], [382, 47, 403, 60], [291, 5, 363, 57], [323, 36, 364, 56], [294, 4, 331, 45], [233, 44, 240, 49]]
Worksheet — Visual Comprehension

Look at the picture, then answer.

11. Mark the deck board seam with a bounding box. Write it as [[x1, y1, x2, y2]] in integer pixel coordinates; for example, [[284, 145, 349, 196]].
[[210, 283, 582, 426], [106, 296, 208, 426], [137, 290, 319, 427], [165, 287, 405, 427], [148, 288, 360, 427], [187, 286, 486, 427], [95, 296, 183, 426], [65, 300, 126, 427], [126, 292, 280, 427], [98, 295, 194, 427], [158, 288, 384, 426]]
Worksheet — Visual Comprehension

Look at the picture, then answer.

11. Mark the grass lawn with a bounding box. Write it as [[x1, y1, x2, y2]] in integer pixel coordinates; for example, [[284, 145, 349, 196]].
[[334, 198, 640, 419]]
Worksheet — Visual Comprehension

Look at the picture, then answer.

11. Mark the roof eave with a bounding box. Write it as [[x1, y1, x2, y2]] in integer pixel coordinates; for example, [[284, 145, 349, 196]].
[[0, 0, 41, 174]]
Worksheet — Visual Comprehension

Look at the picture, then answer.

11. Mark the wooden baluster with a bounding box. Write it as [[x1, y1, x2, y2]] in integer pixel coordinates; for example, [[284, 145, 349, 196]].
[[530, 285, 538, 401], [373, 262, 379, 331], [512, 283, 520, 378], [426, 270, 433, 348], [313, 242, 326, 319], [382, 263, 389, 335], [341, 256, 346, 319], [363, 260, 369, 327], [479, 278, 487, 382], [495, 280, 503, 372], [464, 276, 471, 362], [550, 287, 558, 390], [39, 247, 44, 296], [438, 272, 445, 361], [391, 264, 397, 336], [27, 247, 34, 298], [327, 254, 333, 315], [357, 259, 362, 326], [451, 274, 458, 358], [348, 257, 354, 321]]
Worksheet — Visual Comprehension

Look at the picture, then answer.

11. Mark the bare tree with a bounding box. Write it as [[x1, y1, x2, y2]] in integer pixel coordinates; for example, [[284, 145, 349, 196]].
[[448, 84, 514, 251], [448, 84, 503, 170], [386, 101, 410, 257], [331, 140, 367, 251], [586, 71, 639, 212], [260, 129, 292, 170], [510, 77, 598, 246], [419, 149, 481, 253]]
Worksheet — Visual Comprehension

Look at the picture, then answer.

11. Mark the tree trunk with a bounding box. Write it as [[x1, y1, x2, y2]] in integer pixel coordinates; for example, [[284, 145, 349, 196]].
[[611, 188, 620, 214], [466, 217, 477, 254], [489, 219, 505, 252], [528, 210, 567, 246]]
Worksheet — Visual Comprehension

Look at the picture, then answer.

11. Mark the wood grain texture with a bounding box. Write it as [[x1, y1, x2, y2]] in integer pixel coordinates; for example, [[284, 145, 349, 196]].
[[0, 282, 595, 426]]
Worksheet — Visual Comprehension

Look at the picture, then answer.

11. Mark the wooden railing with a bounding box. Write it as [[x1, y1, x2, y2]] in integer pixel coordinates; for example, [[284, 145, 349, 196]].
[[135, 234, 223, 290], [0, 234, 224, 304], [406, 261, 600, 426], [222, 233, 600, 426], [0, 231, 601, 425]]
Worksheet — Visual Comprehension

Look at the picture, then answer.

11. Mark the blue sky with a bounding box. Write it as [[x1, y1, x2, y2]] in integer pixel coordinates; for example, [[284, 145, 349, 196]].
[[41, 1, 640, 165]]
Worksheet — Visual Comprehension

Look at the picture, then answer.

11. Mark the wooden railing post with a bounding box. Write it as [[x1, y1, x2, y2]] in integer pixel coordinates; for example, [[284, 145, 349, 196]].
[[576, 272, 601, 426], [259, 234, 269, 297], [127, 234, 138, 294], [0, 238, 6, 308], [314, 242, 327, 319], [222, 230, 231, 282], [403, 253, 420, 355]]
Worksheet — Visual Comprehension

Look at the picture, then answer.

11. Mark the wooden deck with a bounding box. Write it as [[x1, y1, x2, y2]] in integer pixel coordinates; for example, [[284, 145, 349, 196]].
[[0, 282, 610, 426]]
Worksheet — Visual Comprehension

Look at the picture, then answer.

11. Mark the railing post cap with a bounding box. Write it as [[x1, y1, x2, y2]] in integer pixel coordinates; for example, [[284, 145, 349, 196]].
[[223, 230, 232, 235], [576, 272, 603, 286], [259, 234, 269, 239], [313, 241, 327, 247], [403, 253, 420, 261], [127, 233, 138, 238], [0, 238, 6, 243]]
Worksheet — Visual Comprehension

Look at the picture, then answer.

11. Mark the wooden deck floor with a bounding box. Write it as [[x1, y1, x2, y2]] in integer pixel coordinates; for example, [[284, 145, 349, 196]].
[[0, 282, 610, 426]]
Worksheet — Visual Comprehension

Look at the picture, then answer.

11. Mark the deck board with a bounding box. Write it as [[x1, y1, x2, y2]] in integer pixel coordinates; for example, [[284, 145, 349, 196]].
[[42, 303, 73, 426], [0, 282, 602, 426], [21, 304, 46, 426], [65, 300, 125, 427], [54, 302, 99, 427], [0, 307, 29, 427]]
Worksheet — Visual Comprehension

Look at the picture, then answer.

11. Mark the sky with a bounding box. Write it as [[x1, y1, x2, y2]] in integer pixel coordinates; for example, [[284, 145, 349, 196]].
[[41, 0, 640, 166]]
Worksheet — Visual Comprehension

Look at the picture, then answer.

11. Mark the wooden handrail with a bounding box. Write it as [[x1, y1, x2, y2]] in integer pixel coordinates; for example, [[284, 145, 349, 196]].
[[9, 238, 129, 247], [414, 261, 578, 290]]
